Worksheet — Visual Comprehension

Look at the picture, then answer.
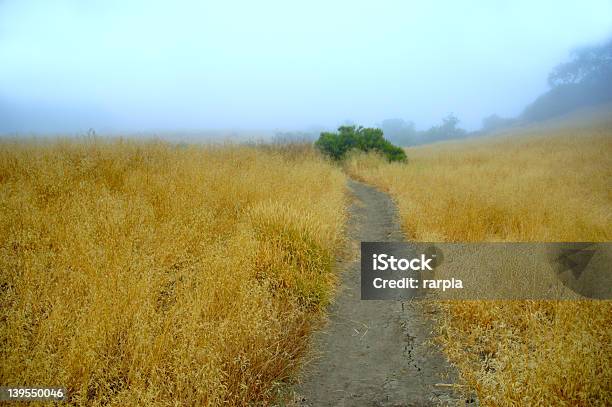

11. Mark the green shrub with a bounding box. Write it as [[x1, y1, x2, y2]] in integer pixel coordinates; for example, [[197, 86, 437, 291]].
[[314, 125, 407, 162]]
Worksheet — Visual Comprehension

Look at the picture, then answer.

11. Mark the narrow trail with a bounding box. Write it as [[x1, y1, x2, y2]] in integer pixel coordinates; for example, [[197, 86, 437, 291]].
[[294, 179, 461, 406]]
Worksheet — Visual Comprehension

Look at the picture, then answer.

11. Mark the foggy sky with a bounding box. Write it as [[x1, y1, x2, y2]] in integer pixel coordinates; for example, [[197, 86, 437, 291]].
[[1, 0, 611, 134]]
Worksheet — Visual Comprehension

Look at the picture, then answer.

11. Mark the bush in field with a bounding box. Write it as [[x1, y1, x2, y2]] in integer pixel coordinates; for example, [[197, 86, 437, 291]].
[[315, 125, 407, 162]]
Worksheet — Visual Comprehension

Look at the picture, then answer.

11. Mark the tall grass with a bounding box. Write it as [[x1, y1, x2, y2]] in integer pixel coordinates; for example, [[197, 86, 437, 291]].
[[0, 139, 346, 405], [345, 120, 612, 405]]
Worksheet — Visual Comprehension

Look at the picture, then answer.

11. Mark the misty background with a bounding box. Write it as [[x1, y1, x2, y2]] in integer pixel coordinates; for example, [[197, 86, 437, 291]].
[[1, 0, 611, 137]]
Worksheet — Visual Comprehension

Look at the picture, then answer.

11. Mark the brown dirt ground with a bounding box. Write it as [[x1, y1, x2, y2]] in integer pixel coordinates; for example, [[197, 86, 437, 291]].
[[292, 179, 468, 407]]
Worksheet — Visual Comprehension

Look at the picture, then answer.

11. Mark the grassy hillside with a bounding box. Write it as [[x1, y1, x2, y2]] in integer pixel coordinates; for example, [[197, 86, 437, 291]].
[[345, 112, 612, 405], [0, 139, 346, 405]]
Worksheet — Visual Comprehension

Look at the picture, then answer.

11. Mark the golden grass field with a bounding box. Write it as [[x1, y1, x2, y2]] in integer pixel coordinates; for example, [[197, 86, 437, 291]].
[[0, 139, 346, 405], [1, 108, 610, 406], [345, 111, 612, 406]]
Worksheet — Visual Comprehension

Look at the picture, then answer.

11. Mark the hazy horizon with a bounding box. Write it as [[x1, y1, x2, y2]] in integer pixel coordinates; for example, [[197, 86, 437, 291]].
[[1, 0, 611, 135]]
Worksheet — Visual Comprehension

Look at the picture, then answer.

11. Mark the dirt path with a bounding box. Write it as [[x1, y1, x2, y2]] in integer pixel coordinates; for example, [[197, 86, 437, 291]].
[[294, 179, 461, 406]]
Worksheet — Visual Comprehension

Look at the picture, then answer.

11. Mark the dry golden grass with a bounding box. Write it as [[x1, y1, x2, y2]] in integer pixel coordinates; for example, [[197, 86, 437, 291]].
[[345, 114, 612, 406], [0, 138, 346, 405]]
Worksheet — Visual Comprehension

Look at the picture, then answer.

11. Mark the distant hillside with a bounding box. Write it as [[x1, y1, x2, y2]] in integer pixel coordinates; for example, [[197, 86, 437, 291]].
[[521, 38, 612, 123], [521, 82, 612, 123], [499, 103, 612, 135], [421, 103, 612, 148]]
